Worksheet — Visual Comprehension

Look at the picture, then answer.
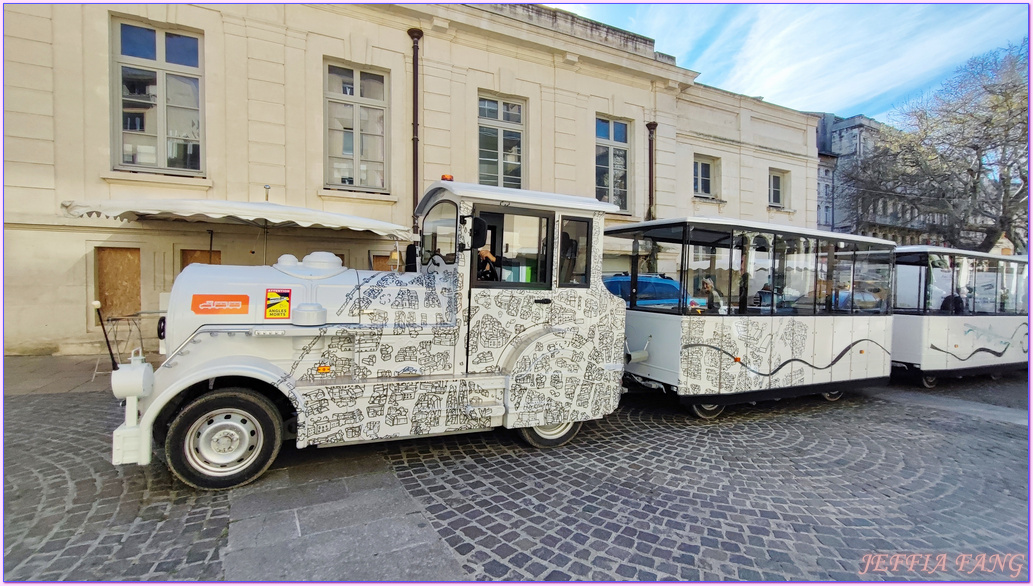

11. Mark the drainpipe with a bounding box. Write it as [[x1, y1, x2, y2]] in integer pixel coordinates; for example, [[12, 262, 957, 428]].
[[407, 28, 424, 233], [646, 121, 658, 221]]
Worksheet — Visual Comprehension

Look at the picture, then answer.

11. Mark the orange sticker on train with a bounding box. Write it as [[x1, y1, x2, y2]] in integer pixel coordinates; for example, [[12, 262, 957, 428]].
[[191, 294, 250, 315]]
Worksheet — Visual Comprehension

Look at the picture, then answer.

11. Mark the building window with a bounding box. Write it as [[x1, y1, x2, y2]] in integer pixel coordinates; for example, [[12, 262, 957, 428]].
[[694, 156, 717, 197], [595, 117, 629, 211], [478, 96, 524, 188], [769, 170, 787, 207], [325, 63, 387, 189], [113, 21, 203, 174]]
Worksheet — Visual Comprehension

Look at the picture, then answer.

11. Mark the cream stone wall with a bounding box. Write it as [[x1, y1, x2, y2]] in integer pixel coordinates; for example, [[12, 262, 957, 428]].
[[3, 3, 818, 354]]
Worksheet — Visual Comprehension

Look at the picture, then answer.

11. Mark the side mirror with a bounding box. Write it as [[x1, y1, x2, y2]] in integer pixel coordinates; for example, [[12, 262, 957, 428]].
[[470, 217, 488, 250]]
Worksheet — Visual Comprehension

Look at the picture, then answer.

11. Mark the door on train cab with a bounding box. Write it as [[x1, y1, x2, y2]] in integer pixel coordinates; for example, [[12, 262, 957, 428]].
[[466, 205, 560, 374]]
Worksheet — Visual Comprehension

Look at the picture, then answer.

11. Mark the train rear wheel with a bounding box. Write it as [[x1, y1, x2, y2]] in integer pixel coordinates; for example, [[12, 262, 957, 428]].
[[690, 403, 725, 420]]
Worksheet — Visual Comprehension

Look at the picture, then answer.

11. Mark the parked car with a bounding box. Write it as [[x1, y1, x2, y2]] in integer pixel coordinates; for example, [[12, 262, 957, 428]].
[[603, 273, 699, 308]]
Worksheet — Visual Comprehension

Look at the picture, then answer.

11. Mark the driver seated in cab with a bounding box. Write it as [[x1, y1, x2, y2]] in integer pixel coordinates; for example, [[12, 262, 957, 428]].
[[477, 248, 511, 281]]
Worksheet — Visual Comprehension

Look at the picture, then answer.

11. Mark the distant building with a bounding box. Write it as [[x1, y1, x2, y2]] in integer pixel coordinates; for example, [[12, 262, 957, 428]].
[[812, 113, 938, 245]]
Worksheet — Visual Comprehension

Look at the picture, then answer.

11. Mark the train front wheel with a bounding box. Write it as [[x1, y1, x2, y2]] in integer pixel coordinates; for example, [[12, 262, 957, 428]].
[[517, 421, 583, 449]]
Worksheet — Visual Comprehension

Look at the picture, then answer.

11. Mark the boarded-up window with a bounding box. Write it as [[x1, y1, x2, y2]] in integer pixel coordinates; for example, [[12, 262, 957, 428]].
[[96, 247, 141, 321], [370, 254, 392, 271], [181, 249, 222, 271]]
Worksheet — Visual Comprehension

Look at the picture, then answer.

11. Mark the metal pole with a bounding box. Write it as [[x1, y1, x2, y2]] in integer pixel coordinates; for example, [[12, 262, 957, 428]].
[[93, 301, 119, 371], [646, 122, 658, 221], [408, 28, 424, 234]]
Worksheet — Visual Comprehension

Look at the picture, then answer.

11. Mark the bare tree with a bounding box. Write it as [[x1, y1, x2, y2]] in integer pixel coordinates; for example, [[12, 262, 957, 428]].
[[844, 39, 1028, 253]]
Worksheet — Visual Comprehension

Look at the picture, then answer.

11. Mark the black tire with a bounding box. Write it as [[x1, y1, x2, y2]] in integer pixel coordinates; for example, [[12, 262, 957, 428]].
[[920, 375, 937, 389], [165, 387, 283, 490], [690, 403, 725, 420], [517, 420, 582, 449], [822, 391, 844, 402], [989, 371, 1003, 381]]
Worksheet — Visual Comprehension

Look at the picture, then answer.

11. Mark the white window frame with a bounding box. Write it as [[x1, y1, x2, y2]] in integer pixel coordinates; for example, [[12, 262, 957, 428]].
[[769, 169, 788, 208], [111, 19, 205, 176], [478, 94, 525, 189], [693, 155, 718, 198], [324, 61, 389, 191], [595, 116, 630, 211]]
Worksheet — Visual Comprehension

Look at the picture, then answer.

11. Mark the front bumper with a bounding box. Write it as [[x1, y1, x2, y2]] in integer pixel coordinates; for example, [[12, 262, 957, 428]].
[[112, 421, 152, 466]]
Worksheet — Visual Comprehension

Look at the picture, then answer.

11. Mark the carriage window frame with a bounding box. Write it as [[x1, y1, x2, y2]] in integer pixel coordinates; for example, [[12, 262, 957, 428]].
[[558, 217, 592, 288], [471, 206, 553, 291], [892, 252, 927, 314]]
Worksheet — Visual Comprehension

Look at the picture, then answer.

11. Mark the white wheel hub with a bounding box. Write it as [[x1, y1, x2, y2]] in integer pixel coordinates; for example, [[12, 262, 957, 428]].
[[533, 422, 573, 440], [185, 407, 263, 477]]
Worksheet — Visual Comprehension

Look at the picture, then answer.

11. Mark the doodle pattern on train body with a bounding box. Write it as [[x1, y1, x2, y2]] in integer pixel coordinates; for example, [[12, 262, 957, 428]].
[[272, 206, 624, 446]]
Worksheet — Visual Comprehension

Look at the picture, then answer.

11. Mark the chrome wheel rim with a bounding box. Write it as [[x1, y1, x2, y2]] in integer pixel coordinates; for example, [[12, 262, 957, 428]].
[[533, 422, 574, 440], [185, 407, 263, 477], [823, 391, 843, 401], [699, 404, 720, 411]]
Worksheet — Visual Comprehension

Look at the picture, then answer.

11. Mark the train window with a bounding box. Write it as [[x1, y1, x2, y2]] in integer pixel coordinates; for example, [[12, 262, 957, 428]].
[[687, 228, 732, 315], [927, 254, 956, 313], [559, 218, 591, 287], [815, 239, 855, 314], [893, 253, 925, 313], [954, 256, 975, 314], [473, 208, 552, 289], [1000, 261, 1023, 314], [972, 259, 999, 314], [1020, 263, 1029, 315], [773, 235, 816, 315], [853, 245, 892, 314], [420, 201, 458, 265], [620, 224, 686, 314], [732, 232, 774, 315]]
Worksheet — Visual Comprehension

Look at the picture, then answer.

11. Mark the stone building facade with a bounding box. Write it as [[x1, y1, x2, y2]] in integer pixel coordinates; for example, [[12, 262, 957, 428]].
[[813, 113, 938, 245], [4, 4, 819, 354]]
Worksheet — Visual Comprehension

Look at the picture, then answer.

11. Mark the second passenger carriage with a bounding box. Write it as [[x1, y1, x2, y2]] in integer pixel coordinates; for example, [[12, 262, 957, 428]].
[[892, 246, 1028, 387], [605, 218, 897, 419]]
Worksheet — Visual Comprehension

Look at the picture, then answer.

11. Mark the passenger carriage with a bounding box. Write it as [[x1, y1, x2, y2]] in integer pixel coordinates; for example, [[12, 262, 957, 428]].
[[892, 246, 1028, 387], [605, 218, 896, 419]]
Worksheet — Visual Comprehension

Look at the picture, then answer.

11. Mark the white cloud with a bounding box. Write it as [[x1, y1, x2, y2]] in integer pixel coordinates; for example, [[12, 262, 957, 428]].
[[627, 3, 1028, 117]]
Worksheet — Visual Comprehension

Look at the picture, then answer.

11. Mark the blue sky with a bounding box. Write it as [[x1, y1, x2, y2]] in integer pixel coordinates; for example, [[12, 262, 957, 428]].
[[546, 3, 1029, 123]]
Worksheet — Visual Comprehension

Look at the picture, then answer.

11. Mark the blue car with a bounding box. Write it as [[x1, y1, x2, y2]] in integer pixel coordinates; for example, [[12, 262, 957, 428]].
[[603, 274, 706, 309]]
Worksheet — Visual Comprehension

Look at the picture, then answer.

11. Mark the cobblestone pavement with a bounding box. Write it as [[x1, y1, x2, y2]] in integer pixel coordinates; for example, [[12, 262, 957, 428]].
[[385, 378, 1029, 582], [4, 355, 1028, 581], [897, 369, 1029, 410], [3, 390, 228, 581]]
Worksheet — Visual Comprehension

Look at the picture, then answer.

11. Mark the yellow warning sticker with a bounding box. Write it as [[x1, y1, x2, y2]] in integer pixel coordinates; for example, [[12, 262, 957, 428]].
[[265, 288, 291, 319]]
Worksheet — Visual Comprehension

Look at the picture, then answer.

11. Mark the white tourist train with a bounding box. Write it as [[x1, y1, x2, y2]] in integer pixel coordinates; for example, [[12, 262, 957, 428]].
[[107, 180, 626, 489], [604, 217, 897, 419], [891, 245, 1028, 387]]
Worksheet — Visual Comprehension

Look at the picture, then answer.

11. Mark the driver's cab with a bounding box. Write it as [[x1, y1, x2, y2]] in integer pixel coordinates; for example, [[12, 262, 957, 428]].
[[414, 179, 624, 379]]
